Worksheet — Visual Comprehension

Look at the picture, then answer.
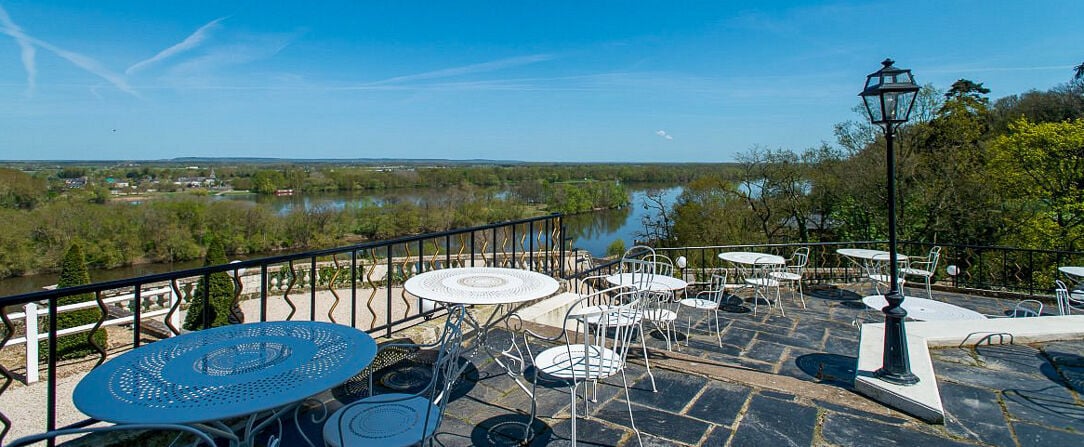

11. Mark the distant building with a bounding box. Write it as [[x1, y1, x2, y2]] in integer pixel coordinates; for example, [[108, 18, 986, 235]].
[[64, 177, 88, 188]]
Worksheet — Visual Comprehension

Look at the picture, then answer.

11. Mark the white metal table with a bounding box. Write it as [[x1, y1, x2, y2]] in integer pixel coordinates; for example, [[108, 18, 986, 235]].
[[837, 248, 909, 262], [404, 267, 560, 392], [717, 251, 785, 265], [1059, 266, 1084, 279], [73, 321, 377, 447], [862, 295, 986, 321], [605, 272, 688, 292]]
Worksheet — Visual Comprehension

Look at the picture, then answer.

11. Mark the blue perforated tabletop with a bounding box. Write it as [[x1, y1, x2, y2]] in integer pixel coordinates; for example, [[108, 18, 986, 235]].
[[73, 321, 376, 425]]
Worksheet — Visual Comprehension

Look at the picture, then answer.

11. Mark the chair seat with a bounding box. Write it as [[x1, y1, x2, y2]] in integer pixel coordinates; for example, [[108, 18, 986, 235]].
[[678, 298, 719, 310], [582, 308, 642, 327], [323, 393, 440, 447], [900, 268, 932, 277], [867, 274, 892, 283], [769, 271, 801, 281], [745, 278, 779, 287], [643, 308, 677, 322], [534, 344, 624, 380]]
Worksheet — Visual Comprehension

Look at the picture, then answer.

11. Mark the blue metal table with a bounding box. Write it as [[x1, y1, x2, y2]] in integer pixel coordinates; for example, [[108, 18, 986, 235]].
[[73, 321, 377, 446]]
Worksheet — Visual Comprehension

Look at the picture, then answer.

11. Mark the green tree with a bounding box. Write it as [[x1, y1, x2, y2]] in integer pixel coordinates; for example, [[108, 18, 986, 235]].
[[0, 168, 47, 209], [990, 118, 1084, 251], [183, 238, 238, 330], [49, 242, 108, 360]]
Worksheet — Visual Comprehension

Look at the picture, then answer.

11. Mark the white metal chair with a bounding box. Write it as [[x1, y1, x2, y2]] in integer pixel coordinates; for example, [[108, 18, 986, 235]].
[[769, 247, 809, 309], [642, 289, 679, 351], [901, 246, 942, 299], [1011, 299, 1044, 317], [323, 305, 466, 447], [523, 286, 647, 447], [745, 256, 783, 316], [864, 253, 907, 296], [1055, 280, 1084, 315], [678, 273, 727, 346]]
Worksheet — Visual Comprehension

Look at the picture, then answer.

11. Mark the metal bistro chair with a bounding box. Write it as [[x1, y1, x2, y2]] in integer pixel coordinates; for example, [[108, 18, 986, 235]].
[[901, 246, 942, 299], [1055, 280, 1084, 315], [640, 252, 681, 350], [678, 272, 728, 346], [769, 247, 809, 309], [523, 286, 647, 447], [745, 256, 783, 317], [323, 305, 467, 447], [865, 253, 907, 296]]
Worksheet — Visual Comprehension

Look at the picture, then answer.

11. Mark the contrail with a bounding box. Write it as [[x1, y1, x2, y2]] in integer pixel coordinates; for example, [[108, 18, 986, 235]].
[[127, 16, 227, 75], [369, 54, 555, 85], [0, 5, 37, 96]]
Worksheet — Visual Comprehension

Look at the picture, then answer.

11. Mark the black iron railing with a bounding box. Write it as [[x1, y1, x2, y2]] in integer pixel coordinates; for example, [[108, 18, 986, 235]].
[[6, 227, 1084, 445], [0, 214, 565, 445], [569, 241, 1084, 298]]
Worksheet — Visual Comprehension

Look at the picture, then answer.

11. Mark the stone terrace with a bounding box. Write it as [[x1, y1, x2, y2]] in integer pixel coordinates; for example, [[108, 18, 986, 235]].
[[83, 284, 1084, 446]]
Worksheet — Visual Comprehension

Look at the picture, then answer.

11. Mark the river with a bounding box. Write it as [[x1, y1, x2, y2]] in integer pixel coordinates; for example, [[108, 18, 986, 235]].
[[0, 185, 682, 296]]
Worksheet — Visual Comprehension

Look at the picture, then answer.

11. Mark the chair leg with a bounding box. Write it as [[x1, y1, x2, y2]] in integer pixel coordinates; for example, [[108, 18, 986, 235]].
[[620, 369, 644, 447], [638, 324, 657, 392], [713, 310, 722, 347], [797, 280, 806, 309], [685, 312, 693, 347], [925, 277, 933, 300], [569, 383, 579, 446]]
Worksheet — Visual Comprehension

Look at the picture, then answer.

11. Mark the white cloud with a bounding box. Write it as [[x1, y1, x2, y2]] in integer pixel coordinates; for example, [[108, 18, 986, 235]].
[[656, 130, 673, 140], [0, 5, 38, 96], [126, 17, 226, 75]]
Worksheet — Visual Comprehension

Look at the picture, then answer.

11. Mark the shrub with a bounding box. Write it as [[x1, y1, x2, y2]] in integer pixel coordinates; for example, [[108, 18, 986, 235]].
[[606, 239, 627, 257], [45, 242, 108, 360], [183, 238, 239, 330]]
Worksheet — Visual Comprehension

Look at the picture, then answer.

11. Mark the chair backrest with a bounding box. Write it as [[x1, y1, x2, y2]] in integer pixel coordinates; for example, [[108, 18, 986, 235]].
[[423, 305, 467, 429], [1012, 299, 1043, 318], [643, 253, 675, 277], [790, 247, 810, 270], [701, 273, 728, 304], [621, 245, 657, 289], [750, 256, 781, 281], [927, 246, 943, 270], [1055, 280, 1083, 315], [563, 288, 649, 381]]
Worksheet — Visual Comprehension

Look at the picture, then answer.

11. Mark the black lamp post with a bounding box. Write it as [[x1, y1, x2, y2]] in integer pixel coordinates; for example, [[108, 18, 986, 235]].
[[860, 58, 921, 385]]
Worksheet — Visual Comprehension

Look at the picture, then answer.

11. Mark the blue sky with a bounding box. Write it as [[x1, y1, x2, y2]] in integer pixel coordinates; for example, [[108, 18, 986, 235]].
[[0, 1, 1081, 162]]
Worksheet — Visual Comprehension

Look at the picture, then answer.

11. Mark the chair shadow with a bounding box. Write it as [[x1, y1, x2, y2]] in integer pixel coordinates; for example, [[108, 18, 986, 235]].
[[1004, 385, 1084, 422], [469, 413, 553, 447], [1041, 350, 1084, 393], [809, 286, 864, 302], [795, 353, 858, 387], [332, 355, 478, 404]]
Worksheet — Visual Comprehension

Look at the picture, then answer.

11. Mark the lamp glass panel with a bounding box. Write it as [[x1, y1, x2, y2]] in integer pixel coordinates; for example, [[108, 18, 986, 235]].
[[863, 94, 883, 122], [884, 93, 899, 120]]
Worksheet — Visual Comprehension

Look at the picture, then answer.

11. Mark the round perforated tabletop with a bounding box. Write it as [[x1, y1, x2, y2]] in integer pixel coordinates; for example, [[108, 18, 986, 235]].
[[862, 295, 986, 321], [73, 321, 376, 424], [404, 267, 561, 305]]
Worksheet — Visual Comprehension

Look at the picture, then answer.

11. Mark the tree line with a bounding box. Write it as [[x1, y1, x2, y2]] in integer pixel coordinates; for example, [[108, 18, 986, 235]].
[[665, 70, 1084, 254], [0, 163, 709, 279]]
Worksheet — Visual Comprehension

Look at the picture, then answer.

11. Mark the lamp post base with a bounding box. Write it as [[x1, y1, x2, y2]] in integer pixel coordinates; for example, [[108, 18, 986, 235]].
[[874, 367, 919, 385]]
